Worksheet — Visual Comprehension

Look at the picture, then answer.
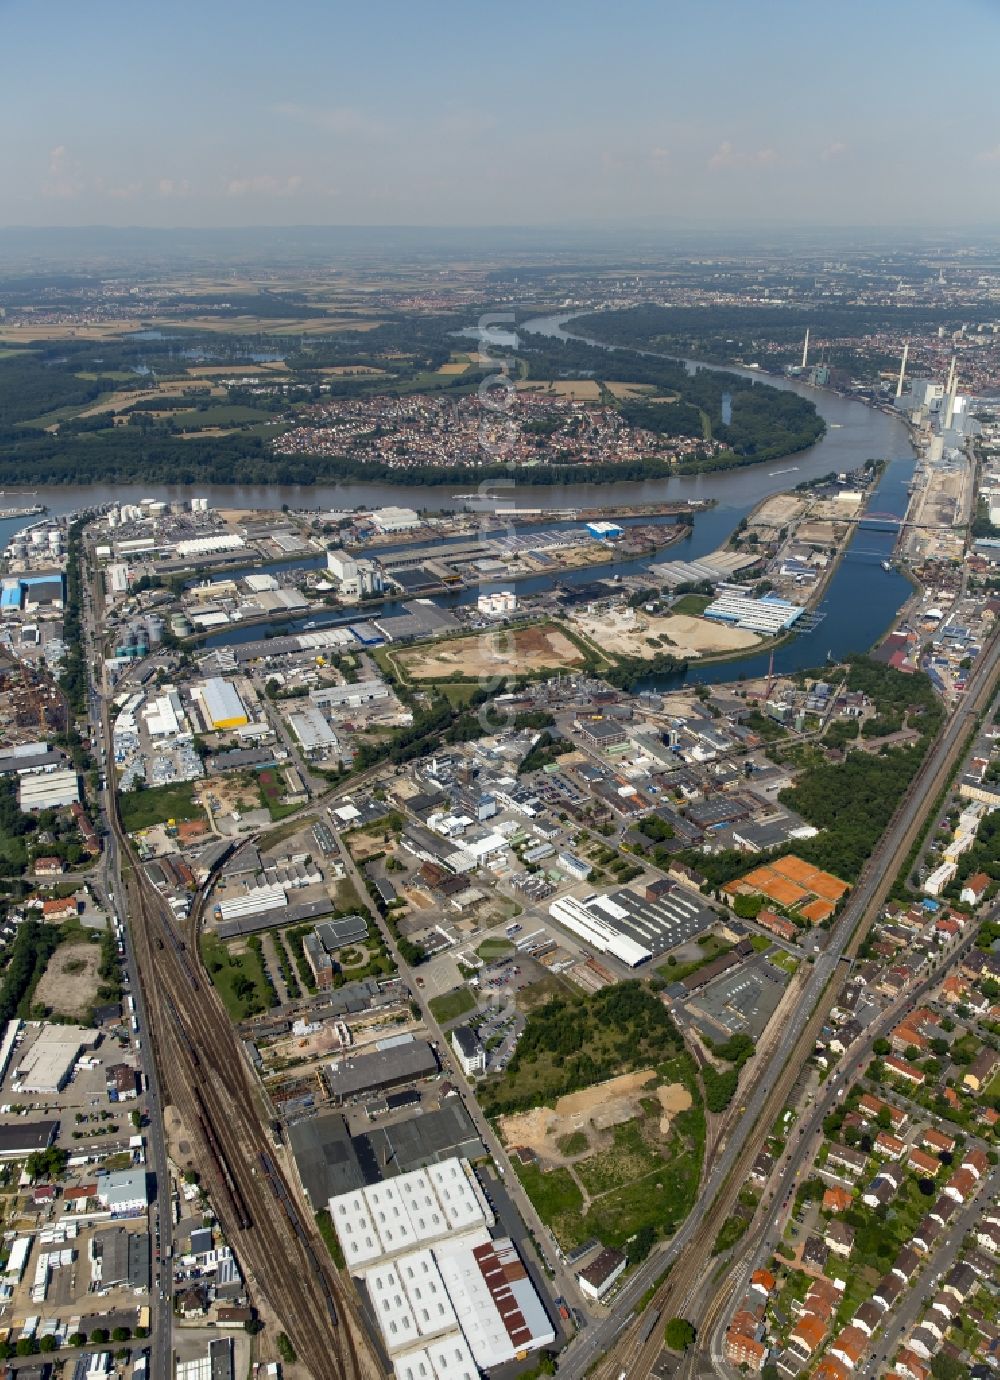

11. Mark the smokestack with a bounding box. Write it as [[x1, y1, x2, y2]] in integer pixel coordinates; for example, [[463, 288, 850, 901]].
[[895, 342, 909, 398], [944, 371, 958, 430], [801, 329, 810, 370]]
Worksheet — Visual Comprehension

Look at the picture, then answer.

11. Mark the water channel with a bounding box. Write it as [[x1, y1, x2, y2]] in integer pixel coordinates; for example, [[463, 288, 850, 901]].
[[0, 311, 919, 687]]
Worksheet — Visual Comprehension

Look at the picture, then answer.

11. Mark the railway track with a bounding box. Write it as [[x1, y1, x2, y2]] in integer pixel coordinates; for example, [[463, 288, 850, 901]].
[[585, 629, 1000, 1380], [109, 732, 385, 1380]]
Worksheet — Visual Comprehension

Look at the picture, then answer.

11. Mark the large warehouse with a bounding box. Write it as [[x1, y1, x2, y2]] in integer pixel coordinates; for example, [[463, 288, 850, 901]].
[[549, 894, 652, 966], [198, 677, 249, 731], [550, 884, 717, 965], [329, 1157, 555, 1378], [19, 768, 80, 812]]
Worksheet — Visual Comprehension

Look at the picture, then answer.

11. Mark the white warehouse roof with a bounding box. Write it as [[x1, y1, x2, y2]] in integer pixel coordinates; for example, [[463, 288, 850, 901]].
[[328, 1158, 491, 1272], [549, 895, 652, 967]]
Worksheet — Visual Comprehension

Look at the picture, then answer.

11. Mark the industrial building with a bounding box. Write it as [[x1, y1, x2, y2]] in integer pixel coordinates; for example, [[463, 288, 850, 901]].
[[288, 703, 338, 754], [0, 1120, 58, 1158], [329, 1157, 493, 1270], [311, 680, 390, 710], [586, 521, 623, 541], [329, 1157, 554, 1378], [197, 677, 249, 731], [703, 591, 805, 635], [13, 1025, 98, 1094], [550, 883, 716, 965], [18, 768, 80, 812], [89, 1227, 151, 1293], [327, 1036, 439, 1104], [451, 1026, 486, 1078], [549, 894, 652, 967], [372, 507, 421, 534]]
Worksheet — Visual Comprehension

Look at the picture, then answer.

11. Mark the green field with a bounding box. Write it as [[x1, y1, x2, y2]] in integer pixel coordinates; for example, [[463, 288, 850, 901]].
[[671, 593, 712, 616], [200, 933, 274, 1021], [173, 404, 277, 428], [476, 937, 515, 961], [429, 986, 476, 1024], [118, 781, 202, 832], [770, 950, 800, 974], [511, 1162, 586, 1248]]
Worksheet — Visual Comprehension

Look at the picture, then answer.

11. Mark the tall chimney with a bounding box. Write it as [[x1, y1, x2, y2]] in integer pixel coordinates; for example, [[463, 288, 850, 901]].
[[895, 342, 909, 398]]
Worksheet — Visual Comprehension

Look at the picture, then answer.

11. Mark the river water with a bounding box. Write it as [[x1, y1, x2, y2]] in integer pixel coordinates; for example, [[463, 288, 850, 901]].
[[2, 310, 917, 685]]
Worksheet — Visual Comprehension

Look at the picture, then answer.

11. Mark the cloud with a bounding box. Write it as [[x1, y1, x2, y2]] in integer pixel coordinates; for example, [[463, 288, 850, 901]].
[[271, 101, 381, 138], [108, 181, 144, 201], [225, 174, 303, 197], [156, 178, 191, 198], [708, 140, 779, 170], [977, 145, 1000, 164], [821, 141, 847, 162], [649, 146, 671, 166], [42, 144, 83, 199]]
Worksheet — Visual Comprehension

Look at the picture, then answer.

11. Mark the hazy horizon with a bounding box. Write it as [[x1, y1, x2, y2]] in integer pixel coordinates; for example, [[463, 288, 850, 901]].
[[4, 0, 1000, 235]]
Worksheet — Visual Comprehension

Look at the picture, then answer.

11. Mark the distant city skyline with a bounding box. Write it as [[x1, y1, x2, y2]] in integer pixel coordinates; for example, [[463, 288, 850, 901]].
[[5, 0, 1000, 230]]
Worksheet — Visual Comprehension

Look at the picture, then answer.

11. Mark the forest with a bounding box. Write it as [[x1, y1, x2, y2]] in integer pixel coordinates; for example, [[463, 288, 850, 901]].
[[480, 981, 683, 1116]]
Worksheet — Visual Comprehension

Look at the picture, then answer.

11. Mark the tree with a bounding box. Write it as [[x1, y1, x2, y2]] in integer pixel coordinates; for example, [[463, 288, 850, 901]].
[[111, 1326, 131, 1342], [872, 1038, 890, 1056], [38, 1336, 57, 1353], [664, 1318, 696, 1351], [15, 1339, 33, 1357], [90, 1328, 109, 1344]]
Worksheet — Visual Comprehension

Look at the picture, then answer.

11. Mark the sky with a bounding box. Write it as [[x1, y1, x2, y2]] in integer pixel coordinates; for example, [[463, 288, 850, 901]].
[[4, 0, 1000, 230]]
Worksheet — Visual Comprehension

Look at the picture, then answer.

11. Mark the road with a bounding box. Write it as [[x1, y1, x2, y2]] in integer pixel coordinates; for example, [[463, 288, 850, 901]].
[[564, 620, 1000, 1380]]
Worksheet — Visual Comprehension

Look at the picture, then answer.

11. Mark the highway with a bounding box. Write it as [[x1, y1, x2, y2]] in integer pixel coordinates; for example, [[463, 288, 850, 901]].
[[84, 560, 386, 1380], [562, 622, 1000, 1380]]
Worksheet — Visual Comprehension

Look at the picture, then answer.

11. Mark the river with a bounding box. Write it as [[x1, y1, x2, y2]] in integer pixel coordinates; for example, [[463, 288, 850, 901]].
[[0, 310, 917, 685]]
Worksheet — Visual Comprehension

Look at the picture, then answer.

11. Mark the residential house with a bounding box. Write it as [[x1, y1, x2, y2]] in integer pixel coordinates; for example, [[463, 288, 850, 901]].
[[825, 1221, 854, 1259], [826, 1144, 869, 1178], [911, 1216, 942, 1255], [961, 872, 991, 906], [875, 1132, 906, 1160], [921, 1128, 956, 1155], [907, 1148, 941, 1178], [862, 1165, 903, 1210], [823, 1185, 853, 1213], [964, 1047, 1000, 1094], [789, 1315, 827, 1361], [726, 1333, 766, 1371], [830, 1325, 869, 1371], [884, 1055, 925, 1086]]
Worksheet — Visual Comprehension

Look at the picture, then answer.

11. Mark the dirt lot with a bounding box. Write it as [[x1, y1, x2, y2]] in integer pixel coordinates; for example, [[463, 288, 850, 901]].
[[499, 1069, 689, 1163], [795, 519, 840, 545], [749, 493, 807, 528], [570, 607, 759, 659], [657, 1083, 693, 1134], [34, 942, 101, 1018], [395, 622, 586, 680]]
